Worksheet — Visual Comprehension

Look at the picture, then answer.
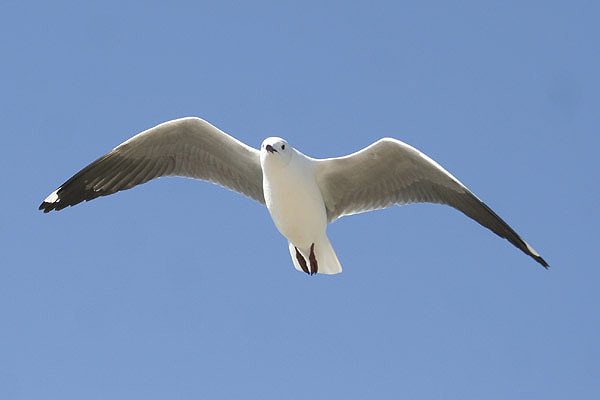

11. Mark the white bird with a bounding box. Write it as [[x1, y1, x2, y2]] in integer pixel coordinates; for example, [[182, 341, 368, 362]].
[[40, 117, 548, 273]]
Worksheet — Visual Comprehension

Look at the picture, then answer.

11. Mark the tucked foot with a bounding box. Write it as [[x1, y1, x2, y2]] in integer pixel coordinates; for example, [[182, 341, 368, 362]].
[[295, 246, 310, 274], [309, 243, 318, 275]]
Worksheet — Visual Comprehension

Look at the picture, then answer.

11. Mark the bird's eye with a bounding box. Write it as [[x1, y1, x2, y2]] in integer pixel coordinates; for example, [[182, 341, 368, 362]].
[[282, 145, 285, 150]]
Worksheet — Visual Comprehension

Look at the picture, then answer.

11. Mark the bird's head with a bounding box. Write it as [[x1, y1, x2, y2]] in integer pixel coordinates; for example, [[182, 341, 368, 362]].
[[260, 137, 293, 166]]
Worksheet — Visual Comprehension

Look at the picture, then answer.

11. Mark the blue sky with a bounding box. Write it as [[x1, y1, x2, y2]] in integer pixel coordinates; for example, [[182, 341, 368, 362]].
[[2, 1, 598, 399]]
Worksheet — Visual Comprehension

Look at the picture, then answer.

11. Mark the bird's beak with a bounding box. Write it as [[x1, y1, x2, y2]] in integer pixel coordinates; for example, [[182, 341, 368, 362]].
[[266, 144, 277, 153]]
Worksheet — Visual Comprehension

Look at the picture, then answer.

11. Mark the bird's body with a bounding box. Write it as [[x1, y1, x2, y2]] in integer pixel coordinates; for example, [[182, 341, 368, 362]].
[[40, 117, 548, 273], [260, 138, 341, 274], [261, 140, 325, 248]]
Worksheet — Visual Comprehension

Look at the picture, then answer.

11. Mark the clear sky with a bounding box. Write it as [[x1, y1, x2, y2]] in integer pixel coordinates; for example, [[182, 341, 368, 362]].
[[1, 1, 598, 399]]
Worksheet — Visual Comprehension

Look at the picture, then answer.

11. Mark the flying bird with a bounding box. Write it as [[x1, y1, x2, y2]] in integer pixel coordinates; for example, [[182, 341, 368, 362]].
[[39, 117, 548, 274]]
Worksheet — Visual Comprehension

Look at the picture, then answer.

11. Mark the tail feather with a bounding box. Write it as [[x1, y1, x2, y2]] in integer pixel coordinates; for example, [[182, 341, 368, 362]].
[[288, 235, 342, 275]]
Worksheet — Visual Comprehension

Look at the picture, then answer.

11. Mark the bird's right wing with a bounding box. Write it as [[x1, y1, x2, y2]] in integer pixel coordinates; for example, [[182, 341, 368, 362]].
[[39, 117, 265, 212], [315, 138, 548, 268]]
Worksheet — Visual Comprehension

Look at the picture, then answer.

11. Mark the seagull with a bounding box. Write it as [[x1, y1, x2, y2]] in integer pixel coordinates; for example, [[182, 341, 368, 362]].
[[39, 117, 548, 274]]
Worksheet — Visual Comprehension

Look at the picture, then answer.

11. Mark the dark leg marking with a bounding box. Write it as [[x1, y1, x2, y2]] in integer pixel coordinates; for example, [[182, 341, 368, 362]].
[[309, 243, 318, 275], [295, 246, 310, 274]]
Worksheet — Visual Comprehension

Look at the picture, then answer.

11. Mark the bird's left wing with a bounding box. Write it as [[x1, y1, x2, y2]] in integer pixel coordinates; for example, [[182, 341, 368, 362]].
[[314, 138, 548, 268], [39, 117, 265, 212]]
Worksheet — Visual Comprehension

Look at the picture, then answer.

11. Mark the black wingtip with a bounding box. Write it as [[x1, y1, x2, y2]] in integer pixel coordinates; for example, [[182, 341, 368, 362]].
[[525, 244, 549, 269], [39, 197, 63, 213], [39, 201, 53, 213], [536, 255, 549, 269]]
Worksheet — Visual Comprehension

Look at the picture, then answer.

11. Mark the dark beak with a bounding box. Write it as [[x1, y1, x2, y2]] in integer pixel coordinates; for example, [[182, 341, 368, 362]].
[[266, 144, 277, 153]]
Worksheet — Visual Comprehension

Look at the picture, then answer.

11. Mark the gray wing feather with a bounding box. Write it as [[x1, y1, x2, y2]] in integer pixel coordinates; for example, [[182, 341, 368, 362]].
[[315, 138, 548, 268], [39, 117, 264, 212]]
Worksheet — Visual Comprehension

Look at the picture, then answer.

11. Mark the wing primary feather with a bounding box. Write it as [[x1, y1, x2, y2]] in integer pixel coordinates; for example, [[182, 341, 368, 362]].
[[110, 158, 149, 191]]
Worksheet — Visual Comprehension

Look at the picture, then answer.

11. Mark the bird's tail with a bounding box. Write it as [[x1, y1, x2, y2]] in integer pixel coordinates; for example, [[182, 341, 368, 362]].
[[288, 235, 342, 275]]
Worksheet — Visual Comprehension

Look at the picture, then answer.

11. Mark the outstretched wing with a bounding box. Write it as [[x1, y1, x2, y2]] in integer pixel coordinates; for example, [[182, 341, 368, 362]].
[[315, 138, 548, 268], [39, 117, 265, 212]]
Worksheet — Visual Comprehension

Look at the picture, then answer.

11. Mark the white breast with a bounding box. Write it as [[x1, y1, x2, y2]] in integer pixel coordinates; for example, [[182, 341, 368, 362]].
[[262, 151, 327, 248]]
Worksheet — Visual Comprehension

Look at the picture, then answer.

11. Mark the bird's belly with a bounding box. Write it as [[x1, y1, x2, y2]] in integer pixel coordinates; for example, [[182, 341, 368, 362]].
[[265, 178, 327, 248]]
